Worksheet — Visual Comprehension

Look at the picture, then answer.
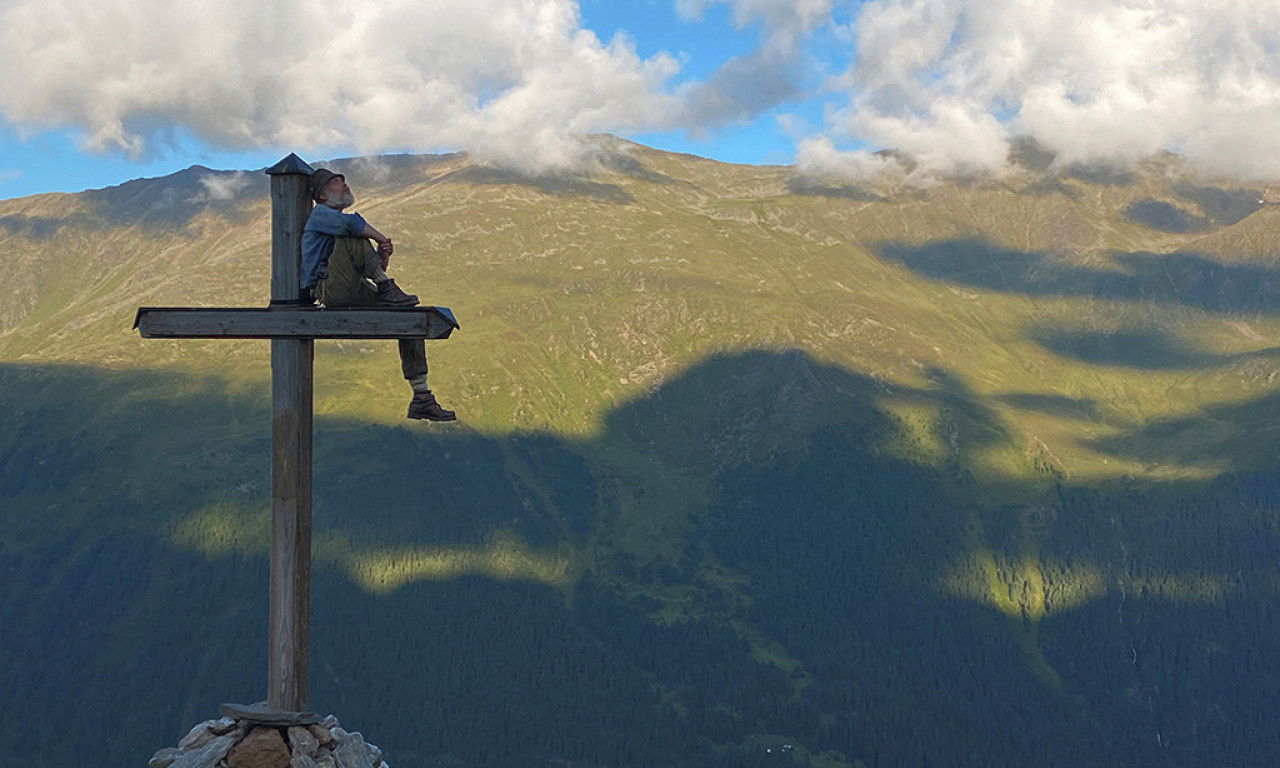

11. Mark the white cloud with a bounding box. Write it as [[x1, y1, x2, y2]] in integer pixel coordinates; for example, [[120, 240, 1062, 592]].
[[197, 171, 253, 202], [0, 0, 682, 173], [809, 0, 1280, 180], [796, 135, 902, 180]]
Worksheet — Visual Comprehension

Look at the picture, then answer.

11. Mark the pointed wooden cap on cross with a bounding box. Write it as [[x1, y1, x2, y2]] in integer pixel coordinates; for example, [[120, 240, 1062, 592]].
[[265, 153, 316, 176]]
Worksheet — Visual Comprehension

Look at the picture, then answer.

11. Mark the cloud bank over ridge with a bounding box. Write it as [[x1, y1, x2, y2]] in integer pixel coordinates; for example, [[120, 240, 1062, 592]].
[[0, 0, 683, 173], [4, 0, 1280, 179], [803, 0, 1280, 181]]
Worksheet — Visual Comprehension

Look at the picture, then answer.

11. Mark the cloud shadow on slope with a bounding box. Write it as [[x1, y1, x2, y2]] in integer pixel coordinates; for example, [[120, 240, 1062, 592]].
[[1125, 184, 1264, 233], [1082, 387, 1280, 469], [0, 213, 103, 237], [877, 238, 1280, 316], [875, 238, 1280, 375], [1025, 327, 1280, 371], [80, 166, 268, 231]]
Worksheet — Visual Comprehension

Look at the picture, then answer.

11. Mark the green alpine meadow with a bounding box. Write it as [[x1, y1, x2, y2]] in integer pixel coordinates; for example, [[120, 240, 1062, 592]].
[[3, 137, 1279, 767]]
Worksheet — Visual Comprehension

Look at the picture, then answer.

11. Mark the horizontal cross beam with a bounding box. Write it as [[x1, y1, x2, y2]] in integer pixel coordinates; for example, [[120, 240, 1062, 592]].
[[133, 306, 459, 340]]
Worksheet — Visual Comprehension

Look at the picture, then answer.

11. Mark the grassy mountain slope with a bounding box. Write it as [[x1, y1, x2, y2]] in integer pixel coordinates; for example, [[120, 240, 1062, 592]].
[[2, 140, 1279, 767]]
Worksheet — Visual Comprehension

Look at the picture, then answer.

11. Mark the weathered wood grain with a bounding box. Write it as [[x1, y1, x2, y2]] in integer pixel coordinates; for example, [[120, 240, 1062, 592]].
[[267, 157, 314, 714], [133, 306, 458, 339], [269, 337, 313, 712], [269, 154, 313, 306]]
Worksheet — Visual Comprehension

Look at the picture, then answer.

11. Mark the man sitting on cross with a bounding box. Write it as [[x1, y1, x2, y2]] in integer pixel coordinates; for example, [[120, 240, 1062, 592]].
[[301, 168, 455, 421]]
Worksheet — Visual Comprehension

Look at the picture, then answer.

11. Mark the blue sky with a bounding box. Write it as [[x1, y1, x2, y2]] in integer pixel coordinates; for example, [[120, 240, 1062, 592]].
[[2, 0, 1280, 200]]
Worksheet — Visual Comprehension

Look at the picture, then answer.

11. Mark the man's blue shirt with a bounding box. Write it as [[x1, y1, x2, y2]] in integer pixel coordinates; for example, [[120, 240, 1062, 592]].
[[301, 205, 367, 290]]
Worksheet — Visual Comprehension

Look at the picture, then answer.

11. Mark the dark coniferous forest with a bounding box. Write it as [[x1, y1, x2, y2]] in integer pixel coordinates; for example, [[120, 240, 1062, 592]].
[[4, 352, 1279, 767]]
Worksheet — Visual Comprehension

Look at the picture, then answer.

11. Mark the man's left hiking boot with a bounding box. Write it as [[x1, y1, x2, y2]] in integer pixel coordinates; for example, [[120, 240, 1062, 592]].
[[408, 391, 456, 421], [376, 279, 419, 307]]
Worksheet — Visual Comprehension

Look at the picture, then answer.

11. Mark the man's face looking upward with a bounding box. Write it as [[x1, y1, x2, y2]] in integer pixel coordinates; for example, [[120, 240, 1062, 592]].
[[321, 175, 355, 209]]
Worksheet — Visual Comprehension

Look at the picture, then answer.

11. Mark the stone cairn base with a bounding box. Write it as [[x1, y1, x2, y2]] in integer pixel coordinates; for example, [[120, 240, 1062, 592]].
[[149, 711, 388, 768]]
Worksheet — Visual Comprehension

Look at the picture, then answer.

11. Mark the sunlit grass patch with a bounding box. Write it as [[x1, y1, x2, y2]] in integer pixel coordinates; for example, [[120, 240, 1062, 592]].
[[169, 503, 266, 557], [170, 505, 575, 593], [330, 530, 575, 594]]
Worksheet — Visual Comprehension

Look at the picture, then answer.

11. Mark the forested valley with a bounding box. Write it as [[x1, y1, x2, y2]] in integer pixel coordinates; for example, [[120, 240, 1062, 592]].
[[2, 349, 1278, 768]]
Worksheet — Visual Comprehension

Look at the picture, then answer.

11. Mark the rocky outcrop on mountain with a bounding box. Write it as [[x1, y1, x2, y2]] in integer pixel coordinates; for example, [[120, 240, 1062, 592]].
[[149, 714, 386, 768]]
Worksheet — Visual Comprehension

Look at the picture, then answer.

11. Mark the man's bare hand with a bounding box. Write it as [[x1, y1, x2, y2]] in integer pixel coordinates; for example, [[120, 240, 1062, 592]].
[[377, 238, 394, 268]]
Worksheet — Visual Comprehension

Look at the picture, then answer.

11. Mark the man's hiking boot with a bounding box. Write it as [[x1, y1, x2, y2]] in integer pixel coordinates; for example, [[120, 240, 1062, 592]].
[[376, 279, 419, 307], [408, 391, 456, 421]]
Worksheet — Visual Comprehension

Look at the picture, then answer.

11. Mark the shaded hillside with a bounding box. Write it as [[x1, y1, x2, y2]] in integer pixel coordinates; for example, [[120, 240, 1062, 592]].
[[3, 141, 1280, 767], [2, 351, 1279, 767]]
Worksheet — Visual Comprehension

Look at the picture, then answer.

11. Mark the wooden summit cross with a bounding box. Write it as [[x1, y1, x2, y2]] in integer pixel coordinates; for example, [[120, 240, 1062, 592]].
[[134, 153, 458, 720]]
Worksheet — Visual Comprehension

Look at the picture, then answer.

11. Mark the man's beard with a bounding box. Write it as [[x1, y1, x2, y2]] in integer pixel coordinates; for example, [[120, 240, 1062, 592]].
[[326, 190, 356, 209]]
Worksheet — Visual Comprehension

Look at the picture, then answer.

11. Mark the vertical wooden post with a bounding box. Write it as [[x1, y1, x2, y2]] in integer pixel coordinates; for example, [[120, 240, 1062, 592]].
[[265, 154, 316, 712]]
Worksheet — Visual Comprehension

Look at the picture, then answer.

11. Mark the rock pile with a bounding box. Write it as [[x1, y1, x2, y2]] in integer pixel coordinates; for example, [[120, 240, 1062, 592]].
[[149, 713, 388, 768]]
